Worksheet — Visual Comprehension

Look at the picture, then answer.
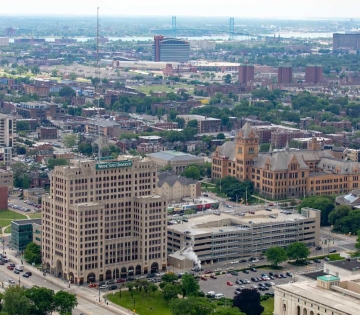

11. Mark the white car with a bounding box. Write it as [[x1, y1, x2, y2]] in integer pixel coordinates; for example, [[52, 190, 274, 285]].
[[156, 272, 164, 277], [230, 260, 239, 264], [270, 282, 275, 286], [8, 279, 15, 284], [244, 279, 250, 284], [214, 268, 222, 272], [226, 267, 234, 270]]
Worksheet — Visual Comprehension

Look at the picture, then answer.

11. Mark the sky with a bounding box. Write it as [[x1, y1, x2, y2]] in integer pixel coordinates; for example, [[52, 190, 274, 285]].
[[1, 0, 360, 18]]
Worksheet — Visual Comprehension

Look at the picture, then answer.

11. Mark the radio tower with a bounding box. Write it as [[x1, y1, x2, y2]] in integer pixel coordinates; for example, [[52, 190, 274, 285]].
[[172, 16, 177, 38], [229, 17, 234, 40], [96, 7, 102, 160]]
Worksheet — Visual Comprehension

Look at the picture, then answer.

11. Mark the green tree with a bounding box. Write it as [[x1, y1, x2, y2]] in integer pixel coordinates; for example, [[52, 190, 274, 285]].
[[53, 291, 77, 315], [24, 287, 55, 315], [30, 65, 40, 75], [299, 196, 335, 226], [3, 286, 31, 315], [162, 283, 180, 303], [47, 158, 69, 170], [216, 133, 225, 140], [213, 307, 245, 315], [69, 72, 77, 81], [328, 205, 351, 226], [355, 230, 360, 252], [259, 143, 270, 152], [186, 120, 198, 129], [286, 242, 310, 262], [182, 166, 201, 180], [59, 86, 75, 98], [24, 242, 42, 265], [62, 134, 77, 148], [16, 121, 31, 131], [223, 74, 232, 84], [180, 273, 199, 297], [51, 69, 59, 77], [22, 174, 30, 189], [233, 288, 264, 315], [264, 246, 288, 266], [148, 282, 158, 297], [161, 273, 178, 284]]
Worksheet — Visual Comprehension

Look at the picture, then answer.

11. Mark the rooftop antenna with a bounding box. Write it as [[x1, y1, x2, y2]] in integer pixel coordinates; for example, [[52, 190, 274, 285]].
[[96, 7, 101, 160]]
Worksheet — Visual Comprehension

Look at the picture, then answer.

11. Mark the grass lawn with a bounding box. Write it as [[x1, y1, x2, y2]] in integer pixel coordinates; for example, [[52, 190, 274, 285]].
[[28, 212, 42, 219], [0, 210, 27, 230], [107, 290, 171, 315], [4, 226, 11, 234], [261, 298, 274, 315]]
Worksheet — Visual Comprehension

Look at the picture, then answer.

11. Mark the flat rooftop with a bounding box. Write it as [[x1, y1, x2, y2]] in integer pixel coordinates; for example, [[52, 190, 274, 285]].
[[326, 258, 360, 271], [278, 280, 360, 314], [12, 219, 41, 226], [168, 207, 309, 236]]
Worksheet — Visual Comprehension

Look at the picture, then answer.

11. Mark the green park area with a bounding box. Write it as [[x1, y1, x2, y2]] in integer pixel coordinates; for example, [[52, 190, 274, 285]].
[[0, 210, 27, 233]]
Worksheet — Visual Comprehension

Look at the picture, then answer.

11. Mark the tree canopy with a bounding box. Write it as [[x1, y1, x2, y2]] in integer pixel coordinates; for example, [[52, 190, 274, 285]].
[[62, 134, 77, 148], [182, 166, 201, 180], [47, 158, 69, 170], [24, 242, 41, 265], [264, 246, 288, 266], [286, 242, 310, 262], [180, 273, 200, 297], [298, 196, 335, 226], [233, 288, 264, 315], [216, 176, 253, 202]]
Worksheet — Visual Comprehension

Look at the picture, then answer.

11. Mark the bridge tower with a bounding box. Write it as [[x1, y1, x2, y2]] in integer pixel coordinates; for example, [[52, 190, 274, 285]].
[[172, 16, 177, 38], [229, 17, 234, 40]]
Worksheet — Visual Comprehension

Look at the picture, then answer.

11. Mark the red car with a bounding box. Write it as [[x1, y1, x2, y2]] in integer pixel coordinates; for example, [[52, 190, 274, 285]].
[[7, 266, 13, 270], [200, 276, 207, 281], [204, 270, 213, 274], [210, 275, 217, 279], [226, 281, 233, 286], [88, 283, 97, 288], [117, 279, 126, 283]]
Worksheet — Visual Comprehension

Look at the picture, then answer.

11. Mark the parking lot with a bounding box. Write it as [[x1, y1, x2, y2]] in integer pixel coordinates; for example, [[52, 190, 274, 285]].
[[198, 267, 302, 299]]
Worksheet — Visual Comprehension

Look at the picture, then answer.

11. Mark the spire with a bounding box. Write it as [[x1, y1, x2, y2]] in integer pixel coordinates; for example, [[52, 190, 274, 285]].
[[285, 140, 289, 151], [269, 143, 273, 156]]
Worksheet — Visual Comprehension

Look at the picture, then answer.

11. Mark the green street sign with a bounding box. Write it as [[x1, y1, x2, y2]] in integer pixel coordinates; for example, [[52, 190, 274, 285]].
[[96, 160, 133, 170]]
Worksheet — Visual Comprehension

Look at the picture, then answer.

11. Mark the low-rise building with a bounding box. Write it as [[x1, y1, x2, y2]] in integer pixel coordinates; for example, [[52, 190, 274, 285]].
[[37, 127, 58, 140], [156, 171, 201, 202], [0, 169, 13, 193], [147, 150, 204, 174], [23, 188, 45, 204], [167, 207, 320, 264], [10, 219, 42, 251], [177, 115, 221, 133]]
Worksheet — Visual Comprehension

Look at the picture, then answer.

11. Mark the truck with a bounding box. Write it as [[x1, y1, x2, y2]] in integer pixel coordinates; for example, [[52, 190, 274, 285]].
[[15, 265, 24, 272]]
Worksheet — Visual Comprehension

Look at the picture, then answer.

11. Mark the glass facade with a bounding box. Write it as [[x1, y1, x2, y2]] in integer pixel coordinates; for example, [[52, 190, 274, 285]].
[[11, 221, 35, 251]]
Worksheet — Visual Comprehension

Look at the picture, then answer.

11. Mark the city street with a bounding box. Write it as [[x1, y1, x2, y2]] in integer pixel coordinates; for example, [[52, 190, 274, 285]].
[[0, 249, 133, 315]]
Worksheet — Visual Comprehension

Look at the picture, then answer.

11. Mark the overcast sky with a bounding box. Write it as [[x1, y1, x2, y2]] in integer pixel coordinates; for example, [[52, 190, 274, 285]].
[[1, 0, 359, 18]]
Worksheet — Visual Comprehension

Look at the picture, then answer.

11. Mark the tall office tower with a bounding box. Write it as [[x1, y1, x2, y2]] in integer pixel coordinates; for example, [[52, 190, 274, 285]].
[[277, 66, 293, 84], [305, 65, 323, 84], [42, 156, 167, 284], [152, 35, 190, 62], [0, 114, 16, 166], [238, 64, 254, 85]]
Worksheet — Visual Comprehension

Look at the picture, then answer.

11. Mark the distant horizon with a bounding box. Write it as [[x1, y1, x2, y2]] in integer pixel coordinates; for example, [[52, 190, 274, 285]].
[[2, 0, 360, 19]]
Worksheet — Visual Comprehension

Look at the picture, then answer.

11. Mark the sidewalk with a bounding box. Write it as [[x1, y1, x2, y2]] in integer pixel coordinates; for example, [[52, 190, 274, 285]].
[[4, 248, 136, 315]]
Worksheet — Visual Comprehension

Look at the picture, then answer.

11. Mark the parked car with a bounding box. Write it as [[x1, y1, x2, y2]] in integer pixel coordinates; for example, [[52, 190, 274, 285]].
[[88, 283, 97, 288], [243, 269, 249, 274], [204, 270, 213, 274], [147, 273, 156, 278], [230, 260, 239, 264], [210, 275, 217, 279], [316, 246, 322, 250], [251, 277, 258, 282], [226, 281, 233, 286], [286, 272, 293, 277], [22, 273, 29, 278], [106, 280, 115, 285], [7, 266, 13, 270], [24, 272, 32, 277], [250, 268, 257, 272], [108, 285, 117, 290], [329, 249, 337, 253], [314, 259, 321, 263], [231, 271, 238, 276], [200, 276, 207, 281], [117, 278, 126, 283]]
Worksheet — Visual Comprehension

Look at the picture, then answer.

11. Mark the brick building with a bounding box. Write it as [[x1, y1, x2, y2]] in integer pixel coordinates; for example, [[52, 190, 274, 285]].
[[38, 127, 58, 140], [320, 120, 352, 131], [238, 64, 254, 85], [305, 65, 323, 84], [177, 115, 221, 133], [212, 123, 360, 199], [277, 66, 293, 84]]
